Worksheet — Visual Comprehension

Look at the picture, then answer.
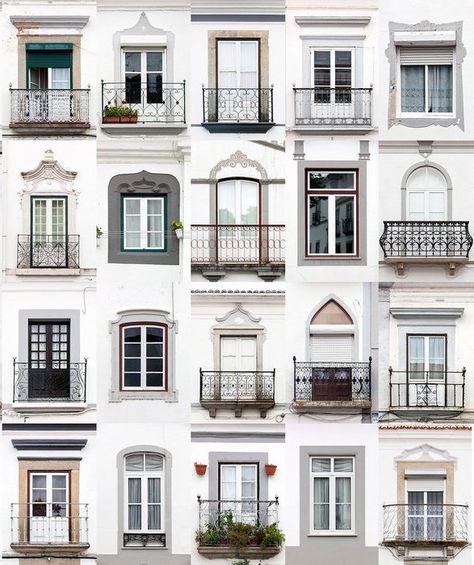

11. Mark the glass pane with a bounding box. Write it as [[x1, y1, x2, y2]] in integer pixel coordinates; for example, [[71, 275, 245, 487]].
[[148, 478, 161, 502], [147, 199, 163, 215], [125, 343, 141, 357], [428, 65, 452, 113], [146, 373, 163, 387], [312, 458, 331, 472], [32, 475, 46, 488], [128, 478, 141, 503], [147, 52, 162, 72], [335, 196, 354, 254], [126, 454, 144, 472], [218, 180, 236, 224], [429, 337, 445, 380], [334, 458, 353, 473], [147, 327, 163, 342], [335, 51, 352, 67], [125, 52, 141, 73], [313, 478, 329, 530], [124, 327, 141, 342], [147, 343, 163, 357], [124, 373, 141, 387], [409, 336, 425, 380], [314, 51, 330, 67], [52, 475, 66, 489], [125, 199, 140, 214], [308, 196, 328, 254], [240, 181, 259, 225], [148, 505, 160, 530], [241, 465, 256, 481], [145, 454, 164, 471], [308, 172, 355, 190], [128, 505, 141, 530], [146, 358, 163, 372], [335, 477, 351, 503], [401, 65, 425, 112]]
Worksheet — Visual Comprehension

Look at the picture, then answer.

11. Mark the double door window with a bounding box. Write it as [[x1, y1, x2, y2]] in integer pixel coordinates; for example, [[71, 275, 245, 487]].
[[312, 49, 353, 104], [219, 336, 257, 401], [407, 488, 444, 541], [29, 472, 69, 543], [407, 335, 446, 406], [406, 167, 447, 221], [123, 50, 164, 106], [30, 197, 68, 267], [220, 463, 258, 522]]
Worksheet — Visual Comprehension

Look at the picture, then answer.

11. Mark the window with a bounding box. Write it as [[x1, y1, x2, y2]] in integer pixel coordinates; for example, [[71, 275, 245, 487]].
[[121, 195, 166, 252], [217, 40, 258, 90], [123, 49, 165, 105], [124, 453, 165, 542], [217, 179, 259, 225], [310, 456, 354, 534], [120, 323, 166, 391], [407, 334, 446, 406], [220, 336, 257, 371], [406, 167, 447, 221], [399, 47, 453, 115], [406, 477, 445, 541], [306, 171, 357, 256], [29, 472, 69, 543], [220, 463, 258, 522], [312, 49, 353, 103]]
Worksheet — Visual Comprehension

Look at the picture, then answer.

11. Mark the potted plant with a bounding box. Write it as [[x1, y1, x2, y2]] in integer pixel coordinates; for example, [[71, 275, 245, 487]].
[[96, 226, 104, 247], [171, 220, 184, 239], [195, 462, 207, 476], [265, 464, 277, 476], [103, 103, 138, 124]]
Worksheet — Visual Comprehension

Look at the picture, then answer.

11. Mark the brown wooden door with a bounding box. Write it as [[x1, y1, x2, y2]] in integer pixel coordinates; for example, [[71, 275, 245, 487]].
[[312, 367, 352, 401]]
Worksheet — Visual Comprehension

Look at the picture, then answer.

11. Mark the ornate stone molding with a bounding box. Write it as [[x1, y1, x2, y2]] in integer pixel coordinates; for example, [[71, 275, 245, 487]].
[[115, 171, 171, 194], [395, 443, 457, 465], [209, 151, 268, 180], [214, 304, 263, 329]]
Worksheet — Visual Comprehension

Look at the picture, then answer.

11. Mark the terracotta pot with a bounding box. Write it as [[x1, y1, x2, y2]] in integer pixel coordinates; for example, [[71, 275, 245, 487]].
[[103, 115, 138, 124], [195, 463, 207, 476], [265, 464, 277, 476]]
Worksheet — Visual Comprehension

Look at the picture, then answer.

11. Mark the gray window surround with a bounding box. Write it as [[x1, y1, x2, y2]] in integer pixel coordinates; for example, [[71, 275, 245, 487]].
[[298, 160, 367, 266], [109, 309, 178, 402], [386, 21, 465, 130], [286, 446, 377, 565], [108, 171, 180, 265], [400, 161, 453, 220]]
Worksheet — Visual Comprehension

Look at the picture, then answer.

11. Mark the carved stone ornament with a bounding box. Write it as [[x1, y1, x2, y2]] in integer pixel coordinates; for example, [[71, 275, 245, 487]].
[[209, 151, 268, 181], [214, 303, 263, 330]]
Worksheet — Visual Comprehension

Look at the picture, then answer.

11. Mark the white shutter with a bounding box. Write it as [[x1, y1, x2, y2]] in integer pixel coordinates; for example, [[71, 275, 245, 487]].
[[220, 337, 257, 371], [218, 41, 238, 88], [406, 476, 445, 492], [399, 47, 453, 65], [310, 334, 354, 362]]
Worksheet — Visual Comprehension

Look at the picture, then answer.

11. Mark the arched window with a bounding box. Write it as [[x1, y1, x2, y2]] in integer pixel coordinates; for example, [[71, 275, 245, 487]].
[[217, 178, 260, 226], [406, 166, 448, 221], [309, 300, 355, 362]]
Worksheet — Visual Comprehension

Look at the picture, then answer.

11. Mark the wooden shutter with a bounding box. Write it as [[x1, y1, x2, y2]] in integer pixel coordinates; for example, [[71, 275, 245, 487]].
[[310, 334, 354, 362], [399, 47, 453, 65]]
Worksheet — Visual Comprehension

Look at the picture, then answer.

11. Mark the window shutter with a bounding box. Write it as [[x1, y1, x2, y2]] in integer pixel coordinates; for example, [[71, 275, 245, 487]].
[[310, 334, 354, 362], [399, 47, 453, 65]]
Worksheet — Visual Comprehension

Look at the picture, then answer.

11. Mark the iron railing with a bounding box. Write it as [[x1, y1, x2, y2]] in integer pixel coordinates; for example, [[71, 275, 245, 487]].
[[11, 503, 89, 545], [13, 360, 87, 402], [380, 221, 473, 258], [389, 368, 465, 409], [17, 235, 80, 269], [200, 370, 275, 403], [202, 88, 273, 123], [293, 357, 372, 402], [383, 504, 468, 545], [101, 81, 186, 123], [294, 87, 372, 126], [123, 533, 166, 547], [10, 89, 90, 126], [191, 225, 285, 265]]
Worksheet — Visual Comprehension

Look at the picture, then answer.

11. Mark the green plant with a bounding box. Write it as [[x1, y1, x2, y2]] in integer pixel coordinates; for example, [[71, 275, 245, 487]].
[[232, 560, 250, 565], [259, 523, 285, 548], [228, 522, 253, 547], [196, 523, 221, 546], [103, 105, 138, 118], [96, 226, 104, 238], [171, 220, 184, 230]]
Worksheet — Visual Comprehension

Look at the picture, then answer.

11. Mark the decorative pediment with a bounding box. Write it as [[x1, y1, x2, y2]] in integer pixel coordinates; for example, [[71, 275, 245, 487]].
[[117, 171, 171, 193], [120, 11, 167, 37], [209, 151, 268, 181], [395, 444, 457, 465], [214, 304, 263, 330], [110, 309, 175, 331]]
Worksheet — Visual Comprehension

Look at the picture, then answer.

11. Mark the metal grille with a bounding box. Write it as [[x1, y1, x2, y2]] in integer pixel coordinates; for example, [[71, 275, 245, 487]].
[[10, 89, 90, 125], [191, 225, 285, 265], [200, 370, 275, 402], [202, 88, 273, 123], [123, 533, 166, 547], [17, 235, 80, 269], [294, 87, 372, 126], [379, 221, 473, 258]]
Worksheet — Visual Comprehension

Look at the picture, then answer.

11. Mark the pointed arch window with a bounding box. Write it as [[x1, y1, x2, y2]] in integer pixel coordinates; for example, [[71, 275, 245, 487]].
[[309, 300, 355, 363]]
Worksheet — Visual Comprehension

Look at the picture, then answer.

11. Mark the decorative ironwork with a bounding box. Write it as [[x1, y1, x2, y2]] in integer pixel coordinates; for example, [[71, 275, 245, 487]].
[[379, 221, 473, 258], [293, 358, 372, 402], [389, 368, 465, 409], [17, 235, 80, 269], [202, 88, 273, 123], [11, 503, 89, 545], [13, 360, 87, 402], [123, 533, 166, 547], [10, 89, 90, 126], [383, 504, 468, 545], [293, 87, 372, 126], [200, 370, 275, 402], [191, 225, 285, 265], [101, 81, 186, 123]]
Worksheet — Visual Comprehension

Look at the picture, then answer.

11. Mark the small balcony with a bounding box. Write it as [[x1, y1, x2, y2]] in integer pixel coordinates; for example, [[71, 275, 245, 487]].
[[202, 87, 274, 133], [13, 360, 87, 407], [382, 504, 468, 558], [10, 89, 90, 130], [389, 368, 465, 416], [379, 221, 473, 276], [293, 357, 371, 411], [293, 87, 373, 133], [11, 503, 89, 554], [199, 370, 275, 418], [191, 225, 285, 281], [101, 81, 186, 133], [17, 235, 80, 272], [196, 497, 283, 560]]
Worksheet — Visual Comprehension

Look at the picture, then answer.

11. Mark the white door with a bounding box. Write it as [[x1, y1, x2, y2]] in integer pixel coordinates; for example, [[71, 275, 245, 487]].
[[29, 473, 69, 543], [217, 41, 259, 121], [408, 335, 446, 407], [220, 336, 257, 400], [123, 50, 165, 119], [31, 198, 67, 267], [220, 464, 258, 522]]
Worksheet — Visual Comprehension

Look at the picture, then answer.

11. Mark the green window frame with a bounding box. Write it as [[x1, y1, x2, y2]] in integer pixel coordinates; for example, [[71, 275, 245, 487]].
[[121, 194, 167, 253]]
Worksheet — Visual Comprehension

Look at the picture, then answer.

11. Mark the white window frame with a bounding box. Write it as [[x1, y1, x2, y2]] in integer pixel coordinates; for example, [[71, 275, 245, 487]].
[[219, 463, 258, 501], [121, 323, 166, 391], [405, 478, 446, 541], [121, 48, 166, 86], [124, 453, 165, 535], [406, 167, 448, 221], [309, 456, 355, 536], [407, 334, 447, 383], [216, 40, 259, 89], [310, 48, 355, 91], [122, 195, 165, 251]]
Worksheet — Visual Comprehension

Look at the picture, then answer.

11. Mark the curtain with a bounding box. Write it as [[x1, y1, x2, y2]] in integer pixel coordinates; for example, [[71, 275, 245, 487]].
[[428, 65, 452, 113], [145, 453, 164, 471], [407, 491, 424, 540], [401, 65, 425, 112], [218, 42, 237, 88], [147, 198, 163, 248], [50, 68, 70, 89], [218, 180, 236, 225], [240, 181, 259, 225], [429, 337, 445, 380], [408, 336, 425, 380], [148, 478, 161, 530], [128, 478, 142, 530], [240, 42, 258, 89], [126, 453, 144, 472], [335, 477, 351, 530], [313, 477, 329, 530]]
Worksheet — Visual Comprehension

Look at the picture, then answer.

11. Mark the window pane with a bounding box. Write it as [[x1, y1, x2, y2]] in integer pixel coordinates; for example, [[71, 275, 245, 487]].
[[125, 199, 140, 214], [240, 181, 259, 225], [148, 232, 163, 249], [335, 477, 352, 530], [147, 343, 163, 357], [148, 477, 161, 502], [409, 336, 425, 380], [314, 51, 330, 67], [124, 373, 141, 387], [146, 373, 163, 387], [125, 343, 141, 357], [308, 196, 328, 254], [146, 358, 163, 372], [124, 327, 141, 342], [313, 477, 329, 530], [147, 52, 162, 72], [145, 454, 164, 471], [52, 475, 66, 489], [147, 199, 163, 215], [335, 51, 351, 67], [32, 475, 46, 488], [241, 465, 256, 481], [335, 196, 355, 254], [126, 454, 144, 472], [401, 65, 425, 112], [312, 458, 331, 472], [429, 337, 445, 380], [218, 181, 236, 224], [428, 65, 452, 113], [334, 458, 353, 473], [125, 52, 141, 73], [128, 478, 141, 503], [308, 172, 355, 190]]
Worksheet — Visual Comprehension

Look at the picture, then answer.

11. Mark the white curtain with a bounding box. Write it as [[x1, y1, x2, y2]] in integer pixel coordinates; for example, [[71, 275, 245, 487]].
[[428, 65, 452, 112], [218, 42, 237, 88], [408, 336, 425, 380], [240, 181, 259, 224], [335, 477, 351, 530], [429, 337, 445, 380], [147, 478, 161, 530], [218, 180, 236, 224], [313, 477, 329, 530], [240, 42, 258, 89], [401, 65, 425, 112], [128, 478, 142, 530], [50, 68, 70, 89]]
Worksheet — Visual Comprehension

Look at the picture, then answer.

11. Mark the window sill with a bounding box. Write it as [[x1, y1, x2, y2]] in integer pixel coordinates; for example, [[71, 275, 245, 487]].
[[109, 389, 178, 402], [307, 532, 357, 537], [14, 268, 81, 276], [101, 122, 187, 136]]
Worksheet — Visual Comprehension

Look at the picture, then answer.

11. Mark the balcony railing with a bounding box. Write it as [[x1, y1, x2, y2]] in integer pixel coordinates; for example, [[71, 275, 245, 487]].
[[383, 504, 468, 546], [191, 225, 285, 266], [389, 368, 465, 410], [294, 87, 372, 126], [202, 88, 273, 123], [11, 503, 89, 546], [101, 81, 186, 124], [13, 360, 87, 402], [380, 221, 473, 259], [17, 235, 80, 269], [293, 358, 371, 403], [10, 89, 90, 127]]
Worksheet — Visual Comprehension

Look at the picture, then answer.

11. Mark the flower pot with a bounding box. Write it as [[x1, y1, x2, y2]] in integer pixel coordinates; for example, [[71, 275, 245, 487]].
[[195, 463, 207, 476], [174, 228, 183, 239], [265, 464, 277, 476], [103, 115, 138, 124]]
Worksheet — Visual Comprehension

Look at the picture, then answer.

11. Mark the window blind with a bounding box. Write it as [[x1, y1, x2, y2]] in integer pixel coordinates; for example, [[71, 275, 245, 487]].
[[399, 47, 453, 65], [310, 334, 354, 362]]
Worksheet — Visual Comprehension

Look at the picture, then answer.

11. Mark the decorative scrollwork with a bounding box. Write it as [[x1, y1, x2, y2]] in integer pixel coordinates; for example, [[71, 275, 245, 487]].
[[200, 371, 275, 402], [203, 88, 273, 124], [17, 235, 80, 269], [123, 533, 166, 547], [10, 89, 90, 125]]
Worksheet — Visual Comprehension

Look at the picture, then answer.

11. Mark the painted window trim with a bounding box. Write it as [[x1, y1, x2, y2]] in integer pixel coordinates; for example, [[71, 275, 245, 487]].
[[310, 47, 355, 90], [120, 194, 167, 253], [215, 38, 261, 90], [30, 195, 68, 238], [218, 463, 259, 500], [121, 47, 167, 84]]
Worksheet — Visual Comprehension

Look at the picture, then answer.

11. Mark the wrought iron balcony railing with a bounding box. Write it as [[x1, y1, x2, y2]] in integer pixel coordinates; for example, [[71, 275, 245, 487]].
[[202, 88, 273, 123], [383, 504, 468, 546], [17, 235, 80, 269], [123, 533, 166, 548], [101, 81, 186, 123], [294, 87, 372, 126], [191, 225, 285, 266], [13, 360, 87, 402], [10, 89, 90, 127], [200, 370, 275, 402], [380, 221, 473, 259], [389, 368, 465, 410], [11, 503, 89, 546], [293, 357, 371, 403]]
